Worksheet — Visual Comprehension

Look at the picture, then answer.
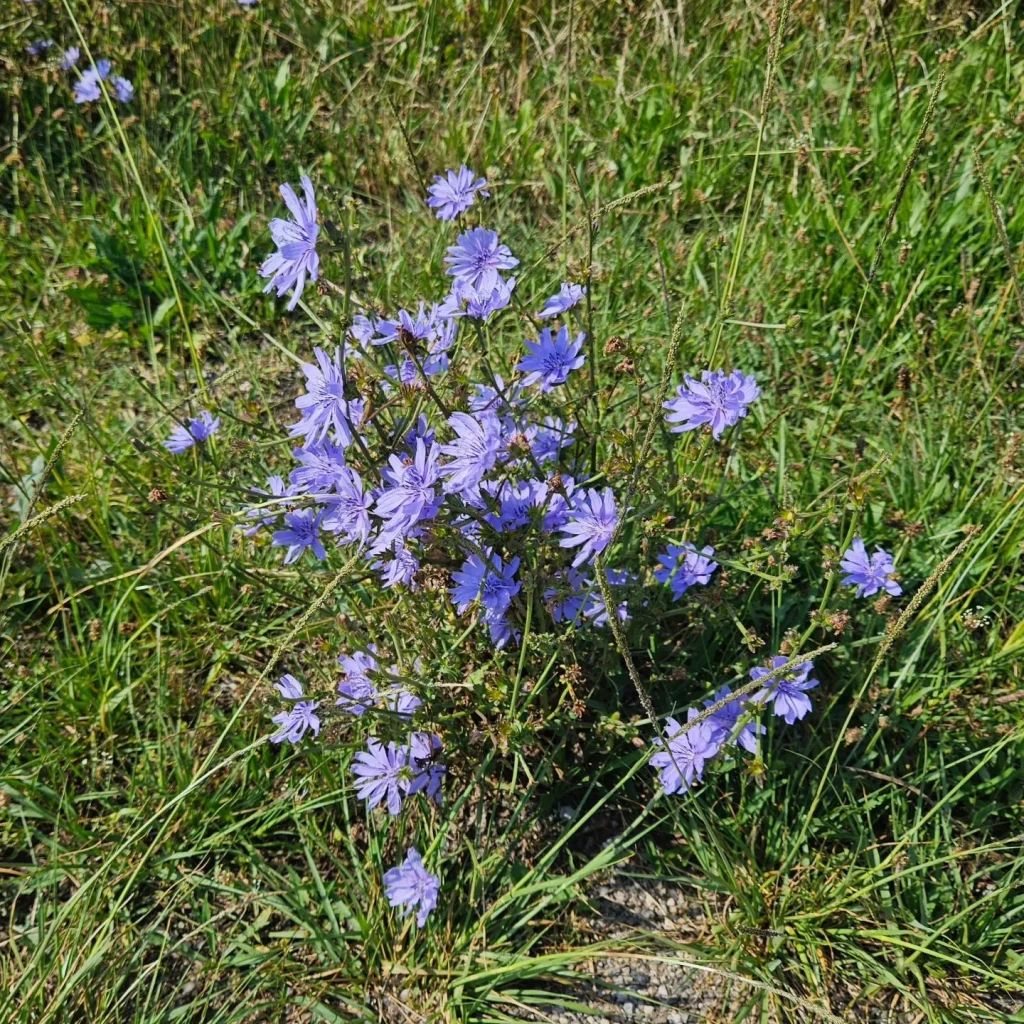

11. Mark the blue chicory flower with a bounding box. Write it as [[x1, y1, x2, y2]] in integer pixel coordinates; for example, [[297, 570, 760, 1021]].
[[270, 674, 321, 744], [372, 539, 421, 589], [321, 467, 373, 546], [27, 39, 54, 56], [60, 46, 80, 69], [538, 282, 586, 319], [663, 369, 760, 440], [426, 165, 489, 221], [288, 440, 350, 493], [259, 175, 320, 311], [351, 739, 410, 815], [488, 478, 549, 532], [163, 410, 221, 453], [650, 716, 720, 794], [444, 227, 518, 293], [654, 543, 718, 600], [373, 438, 443, 549], [516, 325, 586, 392], [73, 59, 111, 104], [382, 672, 423, 718], [439, 411, 503, 498], [532, 417, 575, 464], [337, 648, 380, 715], [559, 487, 618, 567], [383, 848, 439, 927], [408, 732, 445, 805], [290, 346, 365, 449], [111, 75, 133, 103], [544, 567, 590, 624], [703, 686, 764, 754], [442, 276, 516, 321], [450, 552, 521, 619], [751, 656, 819, 725], [582, 567, 632, 627], [271, 507, 327, 564], [467, 375, 524, 414], [840, 538, 902, 597], [241, 475, 296, 535]]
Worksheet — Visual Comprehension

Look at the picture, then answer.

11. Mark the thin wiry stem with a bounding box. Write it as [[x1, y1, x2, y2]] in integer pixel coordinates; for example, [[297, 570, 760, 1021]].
[[869, 525, 981, 675], [867, 66, 947, 284], [0, 493, 87, 557], [616, 297, 689, 543], [706, 0, 793, 368], [877, 1, 902, 124], [972, 145, 1024, 326]]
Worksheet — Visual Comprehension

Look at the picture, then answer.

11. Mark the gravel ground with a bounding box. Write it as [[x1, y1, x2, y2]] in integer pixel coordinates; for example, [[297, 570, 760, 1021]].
[[508, 873, 1024, 1024], [511, 876, 730, 1024]]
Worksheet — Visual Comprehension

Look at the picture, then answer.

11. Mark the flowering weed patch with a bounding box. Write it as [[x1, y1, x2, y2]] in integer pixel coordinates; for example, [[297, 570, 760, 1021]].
[[2, 2, 1024, 1022]]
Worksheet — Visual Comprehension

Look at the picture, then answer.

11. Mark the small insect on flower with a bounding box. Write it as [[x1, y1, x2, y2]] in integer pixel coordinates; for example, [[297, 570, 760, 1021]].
[[163, 410, 221, 453], [444, 227, 519, 293], [516, 325, 586, 392], [559, 487, 618, 567], [839, 538, 902, 597], [664, 369, 760, 439], [351, 739, 411, 815], [538, 282, 586, 320], [654, 542, 718, 600], [270, 674, 321, 744], [383, 848, 439, 927], [751, 655, 819, 725], [409, 732, 446, 805], [73, 59, 111, 104], [426, 165, 489, 221], [259, 175, 320, 311], [60, 46, 80, 70], [650, 715, 720, 794]]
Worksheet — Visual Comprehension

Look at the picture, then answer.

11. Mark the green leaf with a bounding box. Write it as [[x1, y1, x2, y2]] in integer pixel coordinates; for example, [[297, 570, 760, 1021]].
[[274, 58, 290, 96], [152, 296, 177, 327]]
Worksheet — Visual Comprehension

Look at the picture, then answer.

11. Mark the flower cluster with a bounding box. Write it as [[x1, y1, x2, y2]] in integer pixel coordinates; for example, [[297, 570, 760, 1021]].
[[247, 170, 623, 654], [242, 161, 907, 931], [70, 58, 133, 105], [650, 656, 819, 794]]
